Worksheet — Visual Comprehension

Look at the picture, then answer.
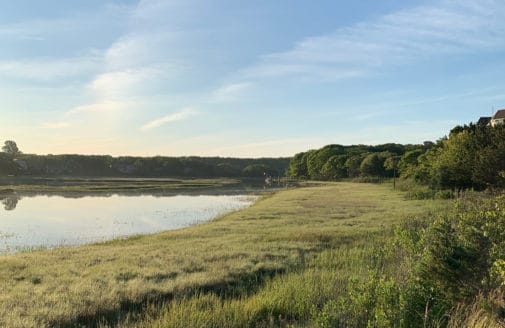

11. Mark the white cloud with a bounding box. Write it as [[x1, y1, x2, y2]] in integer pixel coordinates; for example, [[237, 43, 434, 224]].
[[103, 32, 184, 70], [65, 101, 126, 115], [87, 67, 167, 100], [140, 108, 197, 131], [245, 0, 505, 81], [86, 9, 188, 102], [210, 82, 252, 103], [104, 34, 150, 69]]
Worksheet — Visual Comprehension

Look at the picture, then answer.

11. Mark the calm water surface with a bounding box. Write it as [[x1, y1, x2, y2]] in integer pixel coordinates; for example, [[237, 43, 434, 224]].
[[0, 192, 257, 253]]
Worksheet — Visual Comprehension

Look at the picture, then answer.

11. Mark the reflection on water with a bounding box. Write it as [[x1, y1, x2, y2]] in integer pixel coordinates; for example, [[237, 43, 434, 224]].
[[1, 195, 19, 211], [0, 190, 257, 254]]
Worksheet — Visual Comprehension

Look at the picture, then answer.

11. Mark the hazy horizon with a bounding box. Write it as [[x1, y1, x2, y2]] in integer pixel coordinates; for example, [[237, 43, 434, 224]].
[[2, 0, 505, 157]]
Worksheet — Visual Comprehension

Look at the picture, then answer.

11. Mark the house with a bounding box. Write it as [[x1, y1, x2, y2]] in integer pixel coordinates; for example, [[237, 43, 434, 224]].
[[477, 116, 491, 126], [491, 109, 505, 126]]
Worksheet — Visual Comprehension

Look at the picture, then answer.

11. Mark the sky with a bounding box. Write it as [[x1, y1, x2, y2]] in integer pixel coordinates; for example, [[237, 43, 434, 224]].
[[1, 0, 505, 157]]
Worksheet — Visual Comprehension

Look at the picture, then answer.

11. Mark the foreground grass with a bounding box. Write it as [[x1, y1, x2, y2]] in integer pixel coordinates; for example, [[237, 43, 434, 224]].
[[0, 182, 446, 327]]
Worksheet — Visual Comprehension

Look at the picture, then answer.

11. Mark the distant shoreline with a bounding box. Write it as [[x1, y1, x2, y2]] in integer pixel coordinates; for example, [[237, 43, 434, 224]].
[[0, 176, 247, 193]]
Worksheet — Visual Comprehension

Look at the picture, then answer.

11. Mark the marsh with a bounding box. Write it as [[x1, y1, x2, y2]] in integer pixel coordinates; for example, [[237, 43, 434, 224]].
[[0, 189, 257, 253]]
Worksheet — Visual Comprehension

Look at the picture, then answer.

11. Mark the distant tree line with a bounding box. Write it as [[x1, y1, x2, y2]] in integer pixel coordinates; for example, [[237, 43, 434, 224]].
[[287, 123, 505, 191], [6, 120, 505, 185], [0, 141, 290, 178]]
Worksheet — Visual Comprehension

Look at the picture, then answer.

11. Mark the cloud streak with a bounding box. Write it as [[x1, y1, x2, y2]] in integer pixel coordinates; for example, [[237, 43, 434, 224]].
[[140, 108, 197, 131], [245, 0, 505, 81], [210, 82, 252, 103], [65, 101, 126, 116]]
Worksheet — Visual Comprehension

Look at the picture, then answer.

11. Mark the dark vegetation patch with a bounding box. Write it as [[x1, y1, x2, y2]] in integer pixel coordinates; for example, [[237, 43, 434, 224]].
[[145, 272, 178, 283]]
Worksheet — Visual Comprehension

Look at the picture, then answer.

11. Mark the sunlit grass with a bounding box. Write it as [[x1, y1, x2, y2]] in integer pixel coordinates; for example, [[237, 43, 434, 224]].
[[0, 182, 446, 327]]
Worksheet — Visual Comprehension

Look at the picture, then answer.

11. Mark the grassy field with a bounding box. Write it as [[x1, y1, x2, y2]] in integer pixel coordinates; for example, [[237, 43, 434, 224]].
[[0, 182, 447, 327]]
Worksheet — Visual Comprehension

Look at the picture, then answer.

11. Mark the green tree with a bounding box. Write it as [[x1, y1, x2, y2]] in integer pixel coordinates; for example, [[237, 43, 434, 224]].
[[215, 163, 240, 177], [306, 145, 344, 180], [431, 131, 475, 191], [321, 154, 348, 180], [398, 149, 424, 179], [378, 151, 395, 177], [286, 152, 310, 178], [345, 153, 367, 178], [471, 124, 505, 188], [0, 153, 17, 175], [2, 140, 20, 156], [360, 153, 383, 177], [242, 164, 276, 177]]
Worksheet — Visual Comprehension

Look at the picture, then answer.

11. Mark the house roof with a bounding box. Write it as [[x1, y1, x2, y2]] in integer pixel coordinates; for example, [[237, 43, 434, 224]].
[[492, 109, 505, 120], [477, 117, 491, 125]]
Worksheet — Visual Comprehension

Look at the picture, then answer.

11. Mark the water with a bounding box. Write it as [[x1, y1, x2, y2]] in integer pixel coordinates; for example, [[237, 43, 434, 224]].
[[0, 191, 257, 254]]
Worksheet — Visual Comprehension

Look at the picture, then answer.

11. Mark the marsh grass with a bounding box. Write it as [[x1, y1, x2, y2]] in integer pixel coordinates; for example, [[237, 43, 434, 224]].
[[0, 177, 242, 193], [0, 182, 446, 327]]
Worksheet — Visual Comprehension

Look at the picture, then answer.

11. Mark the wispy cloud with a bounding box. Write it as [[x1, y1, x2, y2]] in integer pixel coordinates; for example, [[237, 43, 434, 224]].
[[140, 108, 197, 131], [0, 5, 127, 83], [41, 121, 71, 129], [85, 8, 188, 103], [245, 0, 505, 81], [65, 101, 126, 116], [103, 32, 185, 71], [87, 67, 170, 100], [210, 82, 252, 103]]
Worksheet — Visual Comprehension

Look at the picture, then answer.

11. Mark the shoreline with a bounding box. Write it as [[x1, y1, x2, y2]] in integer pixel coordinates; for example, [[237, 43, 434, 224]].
[[0, 187, 264, 256]]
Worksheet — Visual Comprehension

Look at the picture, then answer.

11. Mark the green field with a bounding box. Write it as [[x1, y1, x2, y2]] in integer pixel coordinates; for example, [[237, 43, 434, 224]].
[[0, 182, 447, 327]]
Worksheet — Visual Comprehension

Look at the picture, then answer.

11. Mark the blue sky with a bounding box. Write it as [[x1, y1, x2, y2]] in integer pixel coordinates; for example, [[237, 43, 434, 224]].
[[1, 0, 505, 157]]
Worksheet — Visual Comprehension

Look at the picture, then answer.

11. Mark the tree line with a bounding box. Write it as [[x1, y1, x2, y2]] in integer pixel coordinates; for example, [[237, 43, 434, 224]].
[[0, 141, 290, 178], [5, 120, 505, 185], [287, 122, 505, 191], [286, 142, 433, 181], [406, 123, 505, 191]]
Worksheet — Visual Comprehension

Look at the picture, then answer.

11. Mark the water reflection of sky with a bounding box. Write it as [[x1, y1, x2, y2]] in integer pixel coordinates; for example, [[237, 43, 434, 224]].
[[0, 194, 256, 254]]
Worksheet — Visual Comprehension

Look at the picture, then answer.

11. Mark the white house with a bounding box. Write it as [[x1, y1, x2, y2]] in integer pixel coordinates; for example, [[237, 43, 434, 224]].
[[491, 109, 505, 126]]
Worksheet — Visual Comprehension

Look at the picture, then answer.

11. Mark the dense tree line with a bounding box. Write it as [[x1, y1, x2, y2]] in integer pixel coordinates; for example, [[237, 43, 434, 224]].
[[0, 141, 290, 178], [397, 123, 505, 191], [286, 143, 432, 180], [6, 121, 505, 186], [288, 123, 505, 192]]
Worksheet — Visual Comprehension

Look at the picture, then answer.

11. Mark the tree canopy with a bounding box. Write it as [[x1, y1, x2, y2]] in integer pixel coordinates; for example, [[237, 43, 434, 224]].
[[286, 143, 421, 181], [2, 140, 20, 156], [287, 123, 505, 191]]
